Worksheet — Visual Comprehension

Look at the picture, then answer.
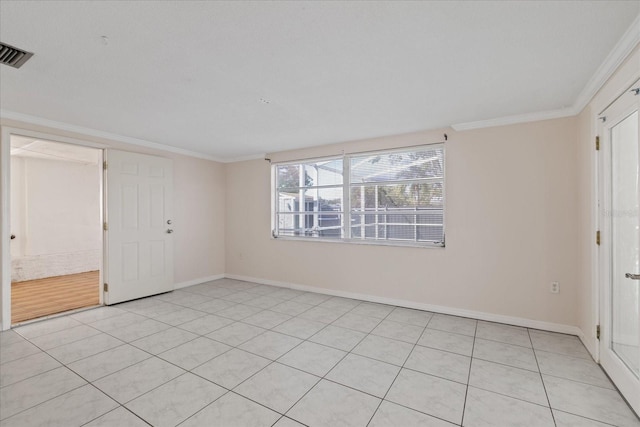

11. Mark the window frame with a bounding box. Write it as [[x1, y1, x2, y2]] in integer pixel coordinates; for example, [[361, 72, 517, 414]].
[[271, 143, 445, 248]]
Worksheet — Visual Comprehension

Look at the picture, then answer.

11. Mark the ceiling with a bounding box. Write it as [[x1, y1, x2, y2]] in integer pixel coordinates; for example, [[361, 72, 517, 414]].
[[0, 1, 638, 161]]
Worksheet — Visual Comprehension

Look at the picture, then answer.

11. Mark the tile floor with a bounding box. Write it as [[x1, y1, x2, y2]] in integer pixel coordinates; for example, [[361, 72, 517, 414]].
[[0, 278, 638, 427]]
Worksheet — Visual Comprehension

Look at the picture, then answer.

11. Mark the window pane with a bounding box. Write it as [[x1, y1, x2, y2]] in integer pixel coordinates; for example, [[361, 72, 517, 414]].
[[277, 191, 300, 213], [305, 159, 343, 187], [277, 165, 301, 190], [318, 188, 343, 211], [277, 188, 343, 213], [277, 213, 343, 238], [273, 145, 444, 245], [350, 182, 443, 210], [350, 148, 444, 184], [278, 159, 343, 190], [417, 225, 444, 241], [351, 212, 443, 242]]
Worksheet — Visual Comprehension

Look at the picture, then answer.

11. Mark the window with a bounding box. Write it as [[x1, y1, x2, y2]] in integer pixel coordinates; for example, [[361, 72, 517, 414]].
[[273, 144, 444, 246]]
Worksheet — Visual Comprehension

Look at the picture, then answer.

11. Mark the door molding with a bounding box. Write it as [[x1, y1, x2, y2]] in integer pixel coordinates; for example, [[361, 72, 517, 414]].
[[0, 126, 105, 330], [596, 78, 640, 415]]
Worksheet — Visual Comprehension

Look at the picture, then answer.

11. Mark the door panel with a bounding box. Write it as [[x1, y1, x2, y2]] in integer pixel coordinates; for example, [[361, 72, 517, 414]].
[[611, 110, 639, 378], [105, 150, 174, 304], [600, 80, 640, 415]]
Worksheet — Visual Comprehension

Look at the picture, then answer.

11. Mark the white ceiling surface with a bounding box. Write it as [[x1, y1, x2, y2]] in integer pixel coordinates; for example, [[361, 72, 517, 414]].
[[10, 135, 100, 164], [0, 1, 638, 161]]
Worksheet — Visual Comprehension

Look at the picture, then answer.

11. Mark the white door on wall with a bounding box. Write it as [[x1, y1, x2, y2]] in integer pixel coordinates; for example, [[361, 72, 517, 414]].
[[600, 79, 639, 415], [105, 150, 174, 304]]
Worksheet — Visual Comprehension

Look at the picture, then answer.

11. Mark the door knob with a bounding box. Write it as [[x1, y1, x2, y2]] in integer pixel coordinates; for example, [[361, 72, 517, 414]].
[[625, 273, 640, 280], [167, 229, 174, 234]]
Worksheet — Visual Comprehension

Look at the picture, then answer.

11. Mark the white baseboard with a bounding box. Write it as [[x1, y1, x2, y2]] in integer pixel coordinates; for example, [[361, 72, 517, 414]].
[[577, 328, 598, 361], [174, 274, 225, 290], [225, 273, 583, 337]]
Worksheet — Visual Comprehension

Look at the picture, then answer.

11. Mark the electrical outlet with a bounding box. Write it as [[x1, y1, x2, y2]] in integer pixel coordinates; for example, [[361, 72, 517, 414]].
[[550, 282, 560, 294]]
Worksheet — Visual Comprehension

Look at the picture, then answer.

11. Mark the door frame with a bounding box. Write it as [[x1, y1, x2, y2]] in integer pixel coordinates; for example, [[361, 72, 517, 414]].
[[596, 77, 640, 414], [592, 70, 640, 360], [0, 126, 106, 330]]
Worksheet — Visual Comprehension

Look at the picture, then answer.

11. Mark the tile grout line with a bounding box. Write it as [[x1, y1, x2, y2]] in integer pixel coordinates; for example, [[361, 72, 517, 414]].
[[86, 407, 153, 426], [231, 298, 372, 420], [4, 280, 629, 427], [0, 353, 64, 388], [174, 283, 342, 426], [4, 303, 469, 426], [279, 303, 385, 426], [77, 385, 153, 427], [0, 378, 89, 423], [527, 327, 557, 427], [364, 310, 434, 427], [459, 319, 478, 427], [79, 284, 299, 425], [6, 295, 405, 421], [151, 295, 362, 424], [276, 302, 384, 417]]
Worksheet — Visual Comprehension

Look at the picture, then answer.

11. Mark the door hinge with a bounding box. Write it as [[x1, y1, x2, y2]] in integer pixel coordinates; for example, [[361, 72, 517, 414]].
[[103, 222, 108, 231], [103, 161, 107, 170], [596, 324, 600, 340], [595, 136, 599, 151], [596, 230, 600, 246], [103, 283, 109, 292]]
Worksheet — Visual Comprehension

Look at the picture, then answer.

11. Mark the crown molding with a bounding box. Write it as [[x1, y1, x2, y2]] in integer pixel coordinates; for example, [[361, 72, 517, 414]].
[[223, 153, 268, 163], [453, 14, 640, 132], [572, 14, 640, 114], [0, 109, 225, 163], [451, 106, 577, 131]]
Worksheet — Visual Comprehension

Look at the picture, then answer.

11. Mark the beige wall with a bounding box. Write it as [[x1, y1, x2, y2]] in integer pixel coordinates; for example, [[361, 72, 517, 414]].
[[0, 119, 226, 286], [172, 151, 226, 282], [226, 117, 580, 327]]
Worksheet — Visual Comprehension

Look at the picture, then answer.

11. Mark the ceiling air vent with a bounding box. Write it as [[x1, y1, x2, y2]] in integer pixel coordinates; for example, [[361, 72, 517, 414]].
[[0, 42, 33, 69]]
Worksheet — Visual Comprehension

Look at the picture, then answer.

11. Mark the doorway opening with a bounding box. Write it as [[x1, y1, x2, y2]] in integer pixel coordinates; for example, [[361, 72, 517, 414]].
[[9, 135, 103, 324]]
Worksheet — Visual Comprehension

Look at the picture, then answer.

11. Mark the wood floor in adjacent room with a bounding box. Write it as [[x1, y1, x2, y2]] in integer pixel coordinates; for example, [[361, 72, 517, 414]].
[[11, 271, 100, 324]]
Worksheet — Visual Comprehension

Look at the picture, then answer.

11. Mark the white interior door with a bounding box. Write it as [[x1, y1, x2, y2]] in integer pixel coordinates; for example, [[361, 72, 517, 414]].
[[105, 150, 174, 304], [600, 80, 640, 415]]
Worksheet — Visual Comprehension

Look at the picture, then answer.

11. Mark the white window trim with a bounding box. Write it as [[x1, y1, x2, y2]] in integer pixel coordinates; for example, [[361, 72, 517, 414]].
[[271, 143, 445, 248]]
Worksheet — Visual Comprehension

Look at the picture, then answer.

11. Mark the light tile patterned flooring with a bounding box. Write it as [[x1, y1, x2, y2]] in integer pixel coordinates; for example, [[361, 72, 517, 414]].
[[0, 278, 638, 427]]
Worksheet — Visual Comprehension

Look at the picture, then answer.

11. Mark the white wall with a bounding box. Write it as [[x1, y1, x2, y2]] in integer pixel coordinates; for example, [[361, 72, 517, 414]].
[[9, 157, 24, 258], [10, 155, 101, 281], [225, 117, 581, 330]]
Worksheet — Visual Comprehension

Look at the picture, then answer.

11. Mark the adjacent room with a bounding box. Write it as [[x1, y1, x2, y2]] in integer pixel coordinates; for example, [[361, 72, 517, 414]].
[[10, 137, 101, 323], [0, 1, 639, 426]]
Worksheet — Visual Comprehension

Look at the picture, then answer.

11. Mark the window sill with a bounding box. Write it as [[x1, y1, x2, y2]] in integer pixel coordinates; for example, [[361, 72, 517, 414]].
[[271, 235, 445, 249]]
